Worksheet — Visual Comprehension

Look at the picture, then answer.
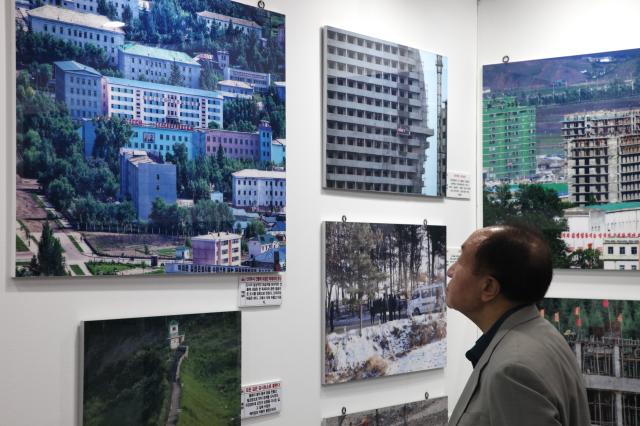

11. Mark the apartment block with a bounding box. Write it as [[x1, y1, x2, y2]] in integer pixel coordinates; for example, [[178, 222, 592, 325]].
[[118, 43, 201, 89], [483, 96, 536, 182], [54, 61, 105, 120], [323, 26, 436, 194], [564, 109, 640, 205], [105, 77, 223, 128], [232, 169, 286, 210], [28, 5, 125, 66]]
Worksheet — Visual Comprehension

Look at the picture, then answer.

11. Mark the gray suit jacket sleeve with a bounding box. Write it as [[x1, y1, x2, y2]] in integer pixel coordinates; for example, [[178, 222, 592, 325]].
[[485, 362, 561, 426]]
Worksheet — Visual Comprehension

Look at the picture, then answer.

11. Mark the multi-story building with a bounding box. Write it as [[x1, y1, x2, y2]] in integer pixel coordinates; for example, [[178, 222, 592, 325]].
[[196, 11, 262, 38], [82, 119, 206, 160], [271, 138, 286, 166], [28, 5, 125, 66], [119, 149, 177, 221], [483, 96, 536, 182], [562, 336, 640, 426], [41, 0, 142, 20], [232, 169, 286, 210], [223, 67, 271, 92], [323, 26, 437, 195], [248, 234, 279, 259], [217, 80, 254, 99], [105, 77, 223, 128], [191, 232, 242, 266], [602, 238, 639, 271], [204, 121, 272, 162], [564, 109, 640, 206], [561, 201, 640, 270], [118, 43, 201, 89], [54, 61, 105, 119]]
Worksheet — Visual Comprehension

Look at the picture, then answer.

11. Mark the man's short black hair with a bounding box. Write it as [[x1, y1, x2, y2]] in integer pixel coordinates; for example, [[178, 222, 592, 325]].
[[473, 224, 552, 304]]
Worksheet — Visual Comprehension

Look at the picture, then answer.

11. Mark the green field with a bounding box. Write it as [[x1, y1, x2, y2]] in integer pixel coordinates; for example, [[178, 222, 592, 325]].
[[85, 261, 138, 275], [68, 235, 84, 253], [16, 235, 29, 252], [156, 247, 176, 257], [69, 264, 85, 276]]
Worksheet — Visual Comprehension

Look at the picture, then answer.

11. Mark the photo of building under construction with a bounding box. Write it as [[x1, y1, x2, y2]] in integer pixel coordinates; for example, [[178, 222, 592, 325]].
[[82, 311, 241, 425], [538, 298, 640, 425], [483, 48, 640, 271]]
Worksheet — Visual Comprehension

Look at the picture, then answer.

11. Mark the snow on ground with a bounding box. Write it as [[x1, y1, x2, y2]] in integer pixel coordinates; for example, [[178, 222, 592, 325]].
[[326, 313, 446, 382]]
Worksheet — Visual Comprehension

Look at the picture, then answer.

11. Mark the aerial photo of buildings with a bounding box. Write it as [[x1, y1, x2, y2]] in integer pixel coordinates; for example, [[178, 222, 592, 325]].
[[15, 0, 286, 277], [483, 49, 640, 270]]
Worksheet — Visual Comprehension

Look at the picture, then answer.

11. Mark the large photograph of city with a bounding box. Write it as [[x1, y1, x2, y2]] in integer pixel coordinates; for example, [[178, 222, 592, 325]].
[[323, 27, 448, 198], [538, 298, 640, 426], [322, 396, 448, 426], [15, 0, 286, 277], [483, 49, 640, 271], [83, 311, 241, 425], [323, 221, 446, 385]]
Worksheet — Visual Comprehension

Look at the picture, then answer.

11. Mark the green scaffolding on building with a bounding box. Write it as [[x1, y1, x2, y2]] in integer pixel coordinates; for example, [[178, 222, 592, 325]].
[[483, 96, 536, 182]]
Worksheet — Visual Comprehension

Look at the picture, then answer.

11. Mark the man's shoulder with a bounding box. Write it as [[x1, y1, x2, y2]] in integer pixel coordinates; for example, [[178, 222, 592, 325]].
[[486, 315, 578, 377]]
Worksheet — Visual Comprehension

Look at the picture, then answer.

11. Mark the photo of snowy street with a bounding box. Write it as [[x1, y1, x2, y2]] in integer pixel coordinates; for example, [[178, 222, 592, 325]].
[[323, 221, 447, 384]]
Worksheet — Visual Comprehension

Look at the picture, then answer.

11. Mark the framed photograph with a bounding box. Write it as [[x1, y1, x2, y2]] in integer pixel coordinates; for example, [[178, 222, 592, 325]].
[[538, 298, 640, 424], [15, 0, 286, 278], [322, 396, 448, 425], [82, 311, 241, 425], [483, 49, 640, 271], [322, 26, 448, 197], [322, 221, 447, 384]]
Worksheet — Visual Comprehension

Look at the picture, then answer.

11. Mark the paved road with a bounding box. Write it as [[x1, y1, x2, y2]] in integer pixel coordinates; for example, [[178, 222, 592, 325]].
[[166, 348, 188, 426]]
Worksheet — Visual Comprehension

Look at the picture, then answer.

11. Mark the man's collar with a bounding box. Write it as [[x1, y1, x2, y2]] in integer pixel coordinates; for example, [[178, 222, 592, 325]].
[[465, 304, 529, 367]]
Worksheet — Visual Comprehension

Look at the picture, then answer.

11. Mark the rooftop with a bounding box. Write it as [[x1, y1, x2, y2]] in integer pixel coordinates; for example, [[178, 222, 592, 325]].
[[565, 201, 640, 214], [106, 76, 222, 98], [28, 5, 125, 34], [193, 232, 242, 241], [232, 169, 285, 179], [197, 11, 262, 30], [120, 43, 200, 66], [54, 60, 101, 77], [273, 138, 286, 146], [218, 80, 253, 90]]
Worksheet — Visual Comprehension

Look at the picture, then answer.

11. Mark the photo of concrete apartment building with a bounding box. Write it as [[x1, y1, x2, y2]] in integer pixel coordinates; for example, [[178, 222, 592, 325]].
[[323, 26, 447, 197]]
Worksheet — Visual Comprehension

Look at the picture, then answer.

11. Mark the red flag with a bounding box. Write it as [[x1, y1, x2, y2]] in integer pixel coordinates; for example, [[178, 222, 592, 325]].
[[554, 312, 560, 323], [574, 306, 581, 316], [602, 300, 609, 308], [576, 317, 582, 328]]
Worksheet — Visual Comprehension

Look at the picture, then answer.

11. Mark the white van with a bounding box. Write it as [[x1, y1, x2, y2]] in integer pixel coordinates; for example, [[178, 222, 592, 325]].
[[408, 282, 445, 316]]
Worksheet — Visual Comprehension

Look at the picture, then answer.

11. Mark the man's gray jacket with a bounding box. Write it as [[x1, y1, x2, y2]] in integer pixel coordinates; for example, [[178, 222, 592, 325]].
[[449, 305, 590, 426]]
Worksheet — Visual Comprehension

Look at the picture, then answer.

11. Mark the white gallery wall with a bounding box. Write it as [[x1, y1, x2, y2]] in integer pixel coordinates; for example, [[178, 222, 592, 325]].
[[477, 0, 640, 303], [0, 0, 478, 425]]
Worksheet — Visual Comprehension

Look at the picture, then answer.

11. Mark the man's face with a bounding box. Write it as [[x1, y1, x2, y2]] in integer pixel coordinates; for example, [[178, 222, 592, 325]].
[[446, 229, 492, 315]]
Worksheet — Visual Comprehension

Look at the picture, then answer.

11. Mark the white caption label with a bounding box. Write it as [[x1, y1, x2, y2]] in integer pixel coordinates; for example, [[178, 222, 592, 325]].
[[447, 172, 471, 199], [447, 247, 461, 267], [239, 274, 283, 307], [241, 380, 282, 419]]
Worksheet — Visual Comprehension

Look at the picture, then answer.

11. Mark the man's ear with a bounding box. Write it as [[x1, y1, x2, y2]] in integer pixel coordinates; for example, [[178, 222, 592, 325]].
[[479, 276, 501, 302]]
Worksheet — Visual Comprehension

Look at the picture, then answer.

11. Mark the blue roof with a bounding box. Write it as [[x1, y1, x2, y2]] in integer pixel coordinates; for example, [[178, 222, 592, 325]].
[[271, 221, 285, 232], [106, 77, 222, 99], [254, 246, 286, 264], [584, 202, 640, 212], [54, 60, 101, 76]]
